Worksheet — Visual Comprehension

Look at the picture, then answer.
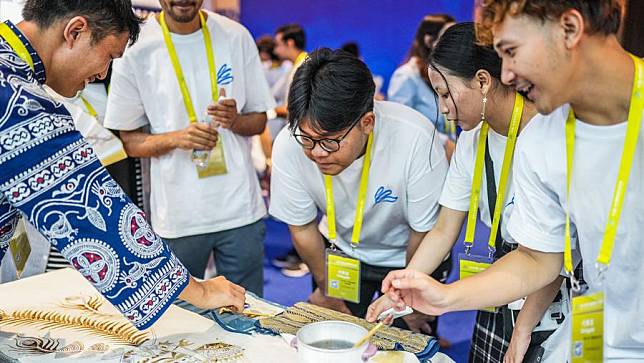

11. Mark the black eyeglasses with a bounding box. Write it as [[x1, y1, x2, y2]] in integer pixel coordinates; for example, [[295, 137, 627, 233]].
[[292, 114, 364, 153]]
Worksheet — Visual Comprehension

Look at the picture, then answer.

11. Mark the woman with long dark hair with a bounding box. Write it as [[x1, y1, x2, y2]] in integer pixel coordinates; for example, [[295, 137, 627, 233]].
[[388, 14, 454, 135]]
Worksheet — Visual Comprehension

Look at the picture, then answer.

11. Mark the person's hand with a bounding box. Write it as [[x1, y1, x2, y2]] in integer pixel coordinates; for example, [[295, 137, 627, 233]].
[[308, 287, 352, 315], [173, 122, 218, 151], [367, 295, 435, 334], [382, 269, 450, 316], [207, 88, 238, 130], [365, 294, 396, 324], [504, 326, 532, 363], [180, 276, 245, 312], [401, 311, 435, 335]]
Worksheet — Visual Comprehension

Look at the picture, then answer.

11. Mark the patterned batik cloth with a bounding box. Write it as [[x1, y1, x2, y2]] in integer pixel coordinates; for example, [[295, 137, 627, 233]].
[[0, 20, 189, 329]]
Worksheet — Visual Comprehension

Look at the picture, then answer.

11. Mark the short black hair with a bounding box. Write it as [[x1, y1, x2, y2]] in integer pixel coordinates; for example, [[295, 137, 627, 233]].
[[340, 42, 360, 57], [276, 23, 306, 50], [22, 0, 143, 45], [288, 48, 375, 134]]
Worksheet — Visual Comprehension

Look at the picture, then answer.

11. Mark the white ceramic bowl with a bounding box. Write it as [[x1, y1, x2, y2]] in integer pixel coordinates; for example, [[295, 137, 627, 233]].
[[295, 320, 377, 363]]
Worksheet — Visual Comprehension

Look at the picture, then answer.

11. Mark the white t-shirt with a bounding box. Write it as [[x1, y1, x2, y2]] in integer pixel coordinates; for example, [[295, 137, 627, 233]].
[[0, 0, 22, 23], [439, 122, 521, 243], [507, 104, 644, 361], [74, 83, 109, 124], [104, 11, 275, 238], [269, 101, 448, 267]]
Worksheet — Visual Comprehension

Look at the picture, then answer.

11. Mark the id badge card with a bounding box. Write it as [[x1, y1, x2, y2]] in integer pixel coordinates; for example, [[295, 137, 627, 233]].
[[197, 136, 227, 178], [571, 291, 604, 363], [459, 253, 496, 312], [325, 248, 360, 304]]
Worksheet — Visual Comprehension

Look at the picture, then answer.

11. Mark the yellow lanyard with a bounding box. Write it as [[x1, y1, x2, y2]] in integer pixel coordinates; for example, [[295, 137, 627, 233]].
[[159, 10, 218, 123], [564, 54, 644, 282], [464, 93, 524, 254], [80, 96, 99, 119], [0, 23, 34, 70], [324, 132, 374, 247], [294, 51, 308, 68]]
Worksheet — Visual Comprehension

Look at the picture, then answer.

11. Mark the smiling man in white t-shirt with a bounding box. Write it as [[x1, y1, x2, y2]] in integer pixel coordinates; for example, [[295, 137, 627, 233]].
[[104, 0, 275, 296], [378, 1, 644, 361], [269, 48, 449, 334]]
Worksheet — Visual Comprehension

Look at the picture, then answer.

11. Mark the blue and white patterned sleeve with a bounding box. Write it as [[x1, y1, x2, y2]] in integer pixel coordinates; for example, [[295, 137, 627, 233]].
[[0, 52, 189, 330]]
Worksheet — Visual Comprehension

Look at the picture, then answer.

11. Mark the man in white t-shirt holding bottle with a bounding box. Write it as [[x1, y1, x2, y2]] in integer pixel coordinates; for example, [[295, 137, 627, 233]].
[[269, 48, 450, 335], [104, 0, 275, 297], [378, 1, 644, 361]]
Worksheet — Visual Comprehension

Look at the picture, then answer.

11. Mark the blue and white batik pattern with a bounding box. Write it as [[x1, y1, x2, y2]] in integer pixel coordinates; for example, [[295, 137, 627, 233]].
[[0, 21, 189, 330]]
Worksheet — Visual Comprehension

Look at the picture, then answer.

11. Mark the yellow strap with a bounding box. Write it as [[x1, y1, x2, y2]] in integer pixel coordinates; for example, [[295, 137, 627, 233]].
[[199, 11, 219, 103], [465, 93, 524, 251], [564, 54, 644, 275], [159, 10, 218, 123], [0, 23, 34, 70], [464, 121, 489, 245], [324, 132, 374, 246], [488, 94, 523, 246], [80, 96, 99, 119], [294, 51, 308, 67], [564, 110, 576, 275], [324, 174, 337, 241]]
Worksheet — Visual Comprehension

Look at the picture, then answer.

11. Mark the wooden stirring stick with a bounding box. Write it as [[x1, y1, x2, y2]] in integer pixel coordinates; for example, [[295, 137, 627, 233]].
[[353, 321, 385, 348]]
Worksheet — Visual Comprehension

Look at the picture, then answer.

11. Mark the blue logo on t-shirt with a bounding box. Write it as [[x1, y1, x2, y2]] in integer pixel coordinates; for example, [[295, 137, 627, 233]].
[[505, 195, 515, 208], [374, 186, 398, 204], [217, 64, 233, 85]]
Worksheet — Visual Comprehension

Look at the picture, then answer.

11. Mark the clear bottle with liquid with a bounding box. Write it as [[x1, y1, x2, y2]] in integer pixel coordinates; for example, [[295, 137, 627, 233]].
[[191, 113, 214, 169]]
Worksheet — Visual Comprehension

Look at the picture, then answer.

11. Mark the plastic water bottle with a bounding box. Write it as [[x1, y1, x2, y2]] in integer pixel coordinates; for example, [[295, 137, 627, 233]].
[[191, 95, 227, 168], [191, 114, 213, 168]]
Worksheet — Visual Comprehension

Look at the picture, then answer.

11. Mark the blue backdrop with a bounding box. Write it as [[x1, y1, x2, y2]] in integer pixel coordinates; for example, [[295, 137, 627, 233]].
[[240, 0, 474, 93]]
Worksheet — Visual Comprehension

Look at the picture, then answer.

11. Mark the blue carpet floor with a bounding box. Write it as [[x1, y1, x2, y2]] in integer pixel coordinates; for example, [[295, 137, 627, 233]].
[[262, 216, 493, 363]]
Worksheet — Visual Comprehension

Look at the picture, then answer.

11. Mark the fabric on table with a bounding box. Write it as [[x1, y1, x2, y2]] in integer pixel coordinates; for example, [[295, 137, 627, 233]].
[[258, 302, 439, 362]]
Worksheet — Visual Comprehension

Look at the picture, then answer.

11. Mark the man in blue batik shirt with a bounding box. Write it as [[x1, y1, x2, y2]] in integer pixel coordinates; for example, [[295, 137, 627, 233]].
[[0, 0, 245, 330]]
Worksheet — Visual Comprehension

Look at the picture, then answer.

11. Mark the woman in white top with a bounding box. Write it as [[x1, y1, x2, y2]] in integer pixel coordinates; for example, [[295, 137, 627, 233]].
[[368, 23, 570, 363]]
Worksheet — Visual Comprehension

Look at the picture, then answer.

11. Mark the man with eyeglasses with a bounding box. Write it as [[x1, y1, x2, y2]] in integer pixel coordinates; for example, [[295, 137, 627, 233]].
[[269, 48, 450, 335]]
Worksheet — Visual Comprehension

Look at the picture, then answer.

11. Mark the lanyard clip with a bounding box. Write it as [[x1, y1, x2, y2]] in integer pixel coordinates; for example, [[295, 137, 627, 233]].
[[464, 242, 473, 256], [595, 262, 608, 286], [568, 271, 582, 294], [487, 246, 496, 260], [329, 240, 337, 251]]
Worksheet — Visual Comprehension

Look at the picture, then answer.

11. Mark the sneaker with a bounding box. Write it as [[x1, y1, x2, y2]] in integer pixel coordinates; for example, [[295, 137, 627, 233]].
[[281, 263, 310, 278], [272, 250, 302, 268]]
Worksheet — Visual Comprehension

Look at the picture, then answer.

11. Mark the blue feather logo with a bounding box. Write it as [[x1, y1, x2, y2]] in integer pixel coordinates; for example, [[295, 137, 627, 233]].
[[217, 64, 234, 85], [374, 186, 398, 204]]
